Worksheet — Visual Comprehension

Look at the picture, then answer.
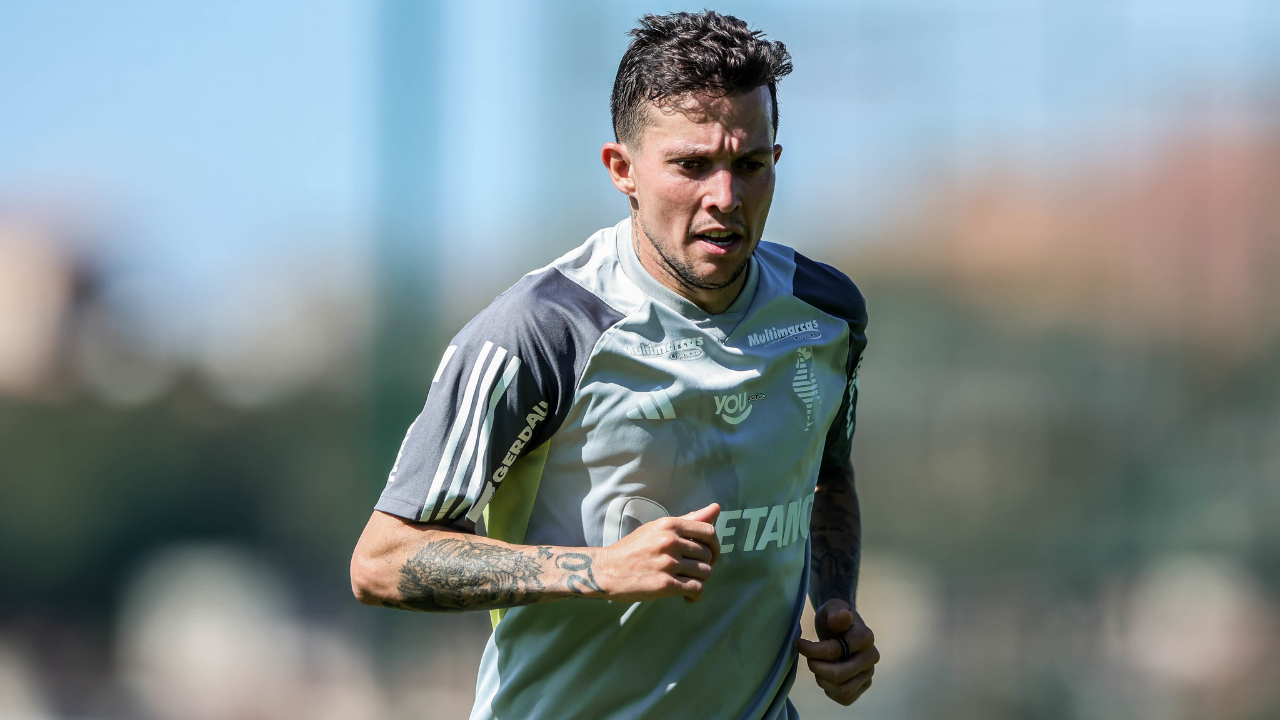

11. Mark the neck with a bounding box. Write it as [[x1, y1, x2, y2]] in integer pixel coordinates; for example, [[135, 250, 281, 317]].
[[631, 220, 746, 315]]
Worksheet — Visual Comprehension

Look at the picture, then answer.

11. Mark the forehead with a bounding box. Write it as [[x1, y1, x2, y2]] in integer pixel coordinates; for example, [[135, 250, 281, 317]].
[[636, 86, 774, 154]]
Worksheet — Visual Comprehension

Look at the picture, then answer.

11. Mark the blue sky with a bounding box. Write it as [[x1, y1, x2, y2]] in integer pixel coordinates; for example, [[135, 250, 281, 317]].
[[2, 0, 1278, 328]]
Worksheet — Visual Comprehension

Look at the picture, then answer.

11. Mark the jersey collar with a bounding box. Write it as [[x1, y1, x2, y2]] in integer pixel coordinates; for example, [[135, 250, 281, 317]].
[[615, 216, 760, 322]]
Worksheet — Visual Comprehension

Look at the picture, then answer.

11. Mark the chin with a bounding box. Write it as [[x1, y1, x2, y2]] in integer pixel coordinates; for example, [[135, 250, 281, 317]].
[[692, 260, 748, 289]]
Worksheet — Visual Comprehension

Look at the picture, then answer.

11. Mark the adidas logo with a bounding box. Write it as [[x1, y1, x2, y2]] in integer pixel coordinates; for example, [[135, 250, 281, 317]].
[[626, 386, 677, 420]]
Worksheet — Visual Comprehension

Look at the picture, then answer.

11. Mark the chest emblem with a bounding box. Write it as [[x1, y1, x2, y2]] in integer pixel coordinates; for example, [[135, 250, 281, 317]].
[[714, 391, 764, 425], [792, 346, 820, 431]]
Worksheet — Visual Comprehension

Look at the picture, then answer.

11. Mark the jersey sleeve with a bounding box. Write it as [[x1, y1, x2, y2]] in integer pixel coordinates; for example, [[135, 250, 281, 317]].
[[374, 268, 623, 530], [792, 253, 869, 474]]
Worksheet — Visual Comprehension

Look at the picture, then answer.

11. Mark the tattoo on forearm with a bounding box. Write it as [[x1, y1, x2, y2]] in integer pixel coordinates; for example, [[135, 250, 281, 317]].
[[387, 537, 546, 612], [556, 553, 602, 595], [809, 460, 862, 609], [382, 537, 603, 613]]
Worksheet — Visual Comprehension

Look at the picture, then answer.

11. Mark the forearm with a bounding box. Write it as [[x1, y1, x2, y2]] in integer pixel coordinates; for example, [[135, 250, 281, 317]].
[[352, 512, 603, 612], [808, 459, 861, 610]]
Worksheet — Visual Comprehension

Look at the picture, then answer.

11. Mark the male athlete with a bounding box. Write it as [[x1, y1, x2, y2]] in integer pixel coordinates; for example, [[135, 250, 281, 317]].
[[351, 11, 878, 719]]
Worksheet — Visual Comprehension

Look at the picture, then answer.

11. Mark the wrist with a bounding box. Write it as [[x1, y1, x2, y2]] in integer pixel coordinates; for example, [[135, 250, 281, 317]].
[[549, 545, 610, 599], [585, 546, 615, 599]]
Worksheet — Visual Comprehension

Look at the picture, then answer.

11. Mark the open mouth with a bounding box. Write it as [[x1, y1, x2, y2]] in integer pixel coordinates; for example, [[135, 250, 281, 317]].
[[693, 230, 743, 253]]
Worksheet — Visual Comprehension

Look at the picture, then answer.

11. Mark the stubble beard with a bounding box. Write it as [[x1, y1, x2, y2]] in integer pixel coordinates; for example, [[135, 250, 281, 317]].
[[635, 212, 752, 292]]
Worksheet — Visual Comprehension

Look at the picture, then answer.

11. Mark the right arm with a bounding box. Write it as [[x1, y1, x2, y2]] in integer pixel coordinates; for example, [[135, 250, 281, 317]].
[[356, 279, 721, 611], [351, 505, 721, 612]]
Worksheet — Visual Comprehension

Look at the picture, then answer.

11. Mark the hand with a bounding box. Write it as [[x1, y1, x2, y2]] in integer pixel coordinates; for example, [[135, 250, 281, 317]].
[[794, 599, 878, 706], [595, 504, 721, 604]]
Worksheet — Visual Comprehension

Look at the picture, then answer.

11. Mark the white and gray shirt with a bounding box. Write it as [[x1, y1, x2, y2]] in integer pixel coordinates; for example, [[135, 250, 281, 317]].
[[376, 217, 868, 720]]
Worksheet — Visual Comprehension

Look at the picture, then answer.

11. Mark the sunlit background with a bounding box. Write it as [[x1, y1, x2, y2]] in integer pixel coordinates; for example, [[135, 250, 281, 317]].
[[2, 1, 1279, 718]]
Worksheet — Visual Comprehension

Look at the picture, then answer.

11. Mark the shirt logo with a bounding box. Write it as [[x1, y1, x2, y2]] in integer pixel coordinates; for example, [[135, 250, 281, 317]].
[[714, 492, 815, 553], [626, 386, 677, 421], [792, 346, 819, 431], [747, 320, 821, 347], [491, 400, 549, 483], [714, 391, 764, 425], [627, 337, 705, 361]]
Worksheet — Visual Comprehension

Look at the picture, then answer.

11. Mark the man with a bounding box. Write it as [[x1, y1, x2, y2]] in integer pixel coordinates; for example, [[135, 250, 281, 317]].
[[351, 10, 878, 719]]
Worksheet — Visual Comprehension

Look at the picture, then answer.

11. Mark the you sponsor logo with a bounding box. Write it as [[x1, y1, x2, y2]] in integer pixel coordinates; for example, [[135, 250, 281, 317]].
[[714, 391, 764, 425]]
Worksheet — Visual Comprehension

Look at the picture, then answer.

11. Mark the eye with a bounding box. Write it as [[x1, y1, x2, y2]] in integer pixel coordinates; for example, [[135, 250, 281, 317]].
[[676, 159, 703, 170], [738, 160, 766, 172]]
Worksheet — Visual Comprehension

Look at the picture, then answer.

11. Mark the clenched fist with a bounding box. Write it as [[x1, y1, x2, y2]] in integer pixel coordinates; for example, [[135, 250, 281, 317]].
[[794, 600, 879, 706], [595, 504, 722, 603]]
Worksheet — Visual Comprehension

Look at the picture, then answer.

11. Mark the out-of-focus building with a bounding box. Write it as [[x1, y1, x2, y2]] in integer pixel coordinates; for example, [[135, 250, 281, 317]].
[[0, 221, 80, 398], [856, 127, 1280, 361]]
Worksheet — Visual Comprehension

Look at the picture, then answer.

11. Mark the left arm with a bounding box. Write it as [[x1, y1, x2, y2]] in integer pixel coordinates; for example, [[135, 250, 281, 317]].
[[808, 456, 861, 610], [795, 456, 879, 706], [788, 257, 877, 705]]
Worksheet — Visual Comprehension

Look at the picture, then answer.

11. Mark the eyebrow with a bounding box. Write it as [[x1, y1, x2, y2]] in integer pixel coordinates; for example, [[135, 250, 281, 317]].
[[665, 145, 774, 159]]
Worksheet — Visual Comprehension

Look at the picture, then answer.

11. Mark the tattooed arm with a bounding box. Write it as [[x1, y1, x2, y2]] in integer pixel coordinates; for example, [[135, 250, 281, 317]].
[[808, 456, 861, 609], [795, 456, 879, 707], [351, 505, 722, 612]]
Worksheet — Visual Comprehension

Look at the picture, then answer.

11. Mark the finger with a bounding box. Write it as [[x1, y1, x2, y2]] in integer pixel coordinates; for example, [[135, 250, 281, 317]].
[[824, 607, 853, 635], [670, 519, 721, 561], [794, 637, 844, 662], [670, 536, 713, 564], [680, 503, 720, 524], [848, 677, 872, 704], [671, 557, 713, 581], [807, 649, 879, 683], [845, 624, 876, 652], [815, 671, 873, 706], [669, 574, 704, 602], [813, 599, 850, 637]]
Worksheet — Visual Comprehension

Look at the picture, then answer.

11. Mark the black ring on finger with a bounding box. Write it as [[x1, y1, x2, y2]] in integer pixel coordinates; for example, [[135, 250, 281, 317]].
[[836, 635, 852, 660]]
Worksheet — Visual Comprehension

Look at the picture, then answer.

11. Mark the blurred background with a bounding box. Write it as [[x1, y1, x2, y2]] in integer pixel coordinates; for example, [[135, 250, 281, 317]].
[[2, 0, 1278, 718]]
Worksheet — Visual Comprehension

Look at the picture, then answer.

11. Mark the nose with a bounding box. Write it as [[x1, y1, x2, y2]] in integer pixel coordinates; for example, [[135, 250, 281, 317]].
[[703, 167, 741, 215]]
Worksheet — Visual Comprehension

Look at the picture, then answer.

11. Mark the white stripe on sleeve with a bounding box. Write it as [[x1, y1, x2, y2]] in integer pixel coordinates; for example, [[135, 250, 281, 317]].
[[432, 345, 458, 383], [419, 341, 494, 520], [452, 355, 522, 519], [435, 346, 508, 520]]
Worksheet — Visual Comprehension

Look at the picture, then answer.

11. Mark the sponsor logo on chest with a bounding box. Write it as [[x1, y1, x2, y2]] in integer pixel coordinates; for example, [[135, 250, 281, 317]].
[[747, 320, 821, 347], [627, 336, 705, 361], [713, 391, 764, 425]]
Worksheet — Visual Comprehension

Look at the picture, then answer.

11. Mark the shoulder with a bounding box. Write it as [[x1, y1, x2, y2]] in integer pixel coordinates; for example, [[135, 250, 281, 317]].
[[463, 267, 625, 354], [765, 242, 866, 331]]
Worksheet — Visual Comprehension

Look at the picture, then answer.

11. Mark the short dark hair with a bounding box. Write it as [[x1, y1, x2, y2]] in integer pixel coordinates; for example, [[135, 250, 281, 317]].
[[610, 11, 793, 147]]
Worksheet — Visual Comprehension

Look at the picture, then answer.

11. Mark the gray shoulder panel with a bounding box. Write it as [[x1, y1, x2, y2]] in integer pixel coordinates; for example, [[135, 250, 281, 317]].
[[375, 267, 624, 527]]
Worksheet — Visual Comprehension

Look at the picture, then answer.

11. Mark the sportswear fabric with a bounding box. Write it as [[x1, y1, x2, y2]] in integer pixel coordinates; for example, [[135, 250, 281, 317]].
[[376, 217, 867, 720]]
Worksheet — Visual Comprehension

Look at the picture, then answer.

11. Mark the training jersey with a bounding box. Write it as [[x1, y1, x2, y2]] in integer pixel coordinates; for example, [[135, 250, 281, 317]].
[[375, 217, 867, 720]]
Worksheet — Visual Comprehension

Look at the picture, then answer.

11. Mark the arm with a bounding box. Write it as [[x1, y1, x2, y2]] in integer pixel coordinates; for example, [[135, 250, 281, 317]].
[[808, 456, 861, 610], [351, 505, 722, 612], [795, 457, 879, 706]]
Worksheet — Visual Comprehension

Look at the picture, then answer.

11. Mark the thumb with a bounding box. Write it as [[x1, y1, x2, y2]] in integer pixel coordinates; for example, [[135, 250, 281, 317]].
[[681, 503, 721, 524], [827, 607, 854, 634]]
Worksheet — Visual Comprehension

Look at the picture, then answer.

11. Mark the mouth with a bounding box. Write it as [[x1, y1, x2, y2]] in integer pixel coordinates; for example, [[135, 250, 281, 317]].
[[692, 229, 745, 255]]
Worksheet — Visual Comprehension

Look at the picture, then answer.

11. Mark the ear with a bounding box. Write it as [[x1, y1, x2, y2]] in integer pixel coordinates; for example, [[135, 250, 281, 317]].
[[602, 142, 637, 197], [773, 144, 783, 165]]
